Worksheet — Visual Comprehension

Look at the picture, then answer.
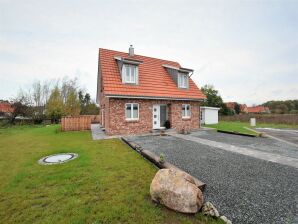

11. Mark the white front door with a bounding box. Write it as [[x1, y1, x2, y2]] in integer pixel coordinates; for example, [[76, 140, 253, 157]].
[[153, 105, 160, 129]]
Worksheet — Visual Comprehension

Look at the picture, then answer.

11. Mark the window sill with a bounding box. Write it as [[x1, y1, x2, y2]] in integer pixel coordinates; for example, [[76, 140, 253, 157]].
[[124, 82, 138, 85], [125, 119, 139, 123], [182, 117, 191, 120]]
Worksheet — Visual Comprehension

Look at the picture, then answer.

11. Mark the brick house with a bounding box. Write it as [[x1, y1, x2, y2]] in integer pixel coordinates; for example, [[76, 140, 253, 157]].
[[0, 101, 14, 115], [247, 106, 270, 114], [225, 102, 248, 114], [96, 46, 206, 135]]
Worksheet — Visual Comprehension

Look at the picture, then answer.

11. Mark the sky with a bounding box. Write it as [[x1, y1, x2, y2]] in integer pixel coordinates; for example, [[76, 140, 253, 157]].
[[0, 0, 297, 106]]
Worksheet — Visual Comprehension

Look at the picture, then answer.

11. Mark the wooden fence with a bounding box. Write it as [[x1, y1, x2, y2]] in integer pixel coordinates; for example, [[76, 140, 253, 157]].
[[220, 114, 298, 125], [89, 115, 101, 124], [61, 115, 100, 131]]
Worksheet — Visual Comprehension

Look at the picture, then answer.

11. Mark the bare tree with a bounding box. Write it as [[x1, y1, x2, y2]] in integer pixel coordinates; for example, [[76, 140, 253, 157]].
[[61, 77, 79, 103], [42, 80, 52, 105]]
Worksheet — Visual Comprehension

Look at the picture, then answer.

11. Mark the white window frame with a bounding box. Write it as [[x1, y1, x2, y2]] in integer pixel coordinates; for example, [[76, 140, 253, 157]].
[[182, 104, 191, 118], [178, 72, 189, 88], [125, 103, 139, 120], [122, 64, 138, 84]]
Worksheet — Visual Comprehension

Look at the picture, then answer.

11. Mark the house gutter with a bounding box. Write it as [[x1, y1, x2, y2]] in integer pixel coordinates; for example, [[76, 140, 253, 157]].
[[105, 94, 205, 102]]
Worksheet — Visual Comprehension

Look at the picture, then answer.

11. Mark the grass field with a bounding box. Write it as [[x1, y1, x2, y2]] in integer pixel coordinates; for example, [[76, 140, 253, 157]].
[[0, 125, 222, 224], [204, 121, 258, 135], [255, 123, 298, 129], [204, 121, 298, 136]]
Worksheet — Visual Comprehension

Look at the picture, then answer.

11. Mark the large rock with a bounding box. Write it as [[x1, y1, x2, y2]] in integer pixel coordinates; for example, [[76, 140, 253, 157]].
[[150, 169, 204, 213]]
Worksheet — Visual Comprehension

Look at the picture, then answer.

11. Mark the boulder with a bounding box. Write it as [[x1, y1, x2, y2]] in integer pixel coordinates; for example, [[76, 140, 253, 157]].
[[202, 201, 220, 217], [150, 169, 204, 213]]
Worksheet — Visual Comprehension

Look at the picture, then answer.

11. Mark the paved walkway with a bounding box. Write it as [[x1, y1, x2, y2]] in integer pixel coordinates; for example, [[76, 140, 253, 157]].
[[91, 124, 178, 140], [91, 124, 117, 140], [170, 133, 298, 169], [256, 127, 298, 146]]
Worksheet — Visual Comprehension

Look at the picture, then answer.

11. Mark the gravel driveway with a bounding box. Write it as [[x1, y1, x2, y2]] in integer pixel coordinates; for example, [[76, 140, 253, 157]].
[[126, 131, 298, 224]]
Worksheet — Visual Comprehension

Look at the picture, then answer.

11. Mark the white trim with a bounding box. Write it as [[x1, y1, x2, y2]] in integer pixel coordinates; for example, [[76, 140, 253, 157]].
[[182, 104, 191, 118], [178, 73, 189, 88], [114, 56, 143, 65], [152, 104, 168, 129], [162, 64, 180, 70], [162, 64, 194, 72], [152, 104, 160, 129], [125, 103, 139, 120], [122, 64, 138, 84], [106, 95, 204, 101], [200, 106, 220, 110]]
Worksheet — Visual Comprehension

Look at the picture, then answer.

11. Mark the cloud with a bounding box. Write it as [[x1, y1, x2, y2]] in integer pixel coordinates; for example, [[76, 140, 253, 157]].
[[0, 0, 297, 105]]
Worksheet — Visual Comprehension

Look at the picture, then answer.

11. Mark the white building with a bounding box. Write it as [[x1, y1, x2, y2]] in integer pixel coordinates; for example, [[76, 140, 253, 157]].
[[200, 106, 220, 125]]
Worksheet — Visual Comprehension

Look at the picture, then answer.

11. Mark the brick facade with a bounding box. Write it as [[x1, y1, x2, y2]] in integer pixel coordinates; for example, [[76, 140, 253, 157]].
[[100, 97, 201, 135]]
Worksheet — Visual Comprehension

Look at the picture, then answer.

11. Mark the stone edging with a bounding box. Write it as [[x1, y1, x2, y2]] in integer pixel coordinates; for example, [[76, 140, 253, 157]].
[[217, 129, 257, 137], [121, 137, 206, 191]]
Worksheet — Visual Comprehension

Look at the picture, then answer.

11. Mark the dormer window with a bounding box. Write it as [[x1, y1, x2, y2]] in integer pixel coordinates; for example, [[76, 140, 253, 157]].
[[114, 55, 142, 85], [178, 72, 189, 88], [162, 64, 192, 89], [122, 64, 138, 84]]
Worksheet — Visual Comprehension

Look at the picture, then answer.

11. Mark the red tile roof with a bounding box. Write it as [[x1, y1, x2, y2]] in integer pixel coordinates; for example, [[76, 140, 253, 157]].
[[247, 106, 270, 113], [0, 102, 14, 113], [99, 48, 206, 100]]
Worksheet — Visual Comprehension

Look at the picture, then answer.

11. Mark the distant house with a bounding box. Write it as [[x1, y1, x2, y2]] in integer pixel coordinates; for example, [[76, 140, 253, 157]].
[[225, 102, 236, 110], [247, 106, 270, 114], [240, 104, 248, 113], [225, 102, 248, 114], [0, 101, 14, 115], [96, 46, 206, 135]]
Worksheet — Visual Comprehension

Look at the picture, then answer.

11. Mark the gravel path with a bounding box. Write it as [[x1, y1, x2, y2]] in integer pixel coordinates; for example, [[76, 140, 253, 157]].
[[126, 134, 298, 224]]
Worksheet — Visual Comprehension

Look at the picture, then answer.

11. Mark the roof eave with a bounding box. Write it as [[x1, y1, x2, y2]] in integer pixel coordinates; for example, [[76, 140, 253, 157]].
[[105, 94, 205, 102], [162, 64, 194, 73], [114, 56, 143, 65]]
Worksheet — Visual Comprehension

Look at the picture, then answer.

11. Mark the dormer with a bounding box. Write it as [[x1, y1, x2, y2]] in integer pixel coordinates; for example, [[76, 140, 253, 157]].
[[114, 45, 143, 85], [163, 64, 193, 89]]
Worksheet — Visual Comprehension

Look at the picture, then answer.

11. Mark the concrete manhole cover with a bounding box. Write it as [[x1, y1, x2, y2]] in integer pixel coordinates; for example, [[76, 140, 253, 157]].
[[38, 153, 78, 165]]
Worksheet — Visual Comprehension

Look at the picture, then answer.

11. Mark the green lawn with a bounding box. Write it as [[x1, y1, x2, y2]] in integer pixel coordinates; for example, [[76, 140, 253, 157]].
[[204, 121, 298, 136], [204, 121, 258, 136], [0, 125, 222, 224], [255, 123, 298, 129]]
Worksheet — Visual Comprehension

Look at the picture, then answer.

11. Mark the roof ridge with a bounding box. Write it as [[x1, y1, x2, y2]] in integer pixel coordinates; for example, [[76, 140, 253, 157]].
[[99, 48, 181, 66]]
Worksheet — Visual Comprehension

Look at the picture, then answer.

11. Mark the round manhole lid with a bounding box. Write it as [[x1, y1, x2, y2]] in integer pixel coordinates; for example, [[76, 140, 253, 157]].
[[38, 153, 78, 165]]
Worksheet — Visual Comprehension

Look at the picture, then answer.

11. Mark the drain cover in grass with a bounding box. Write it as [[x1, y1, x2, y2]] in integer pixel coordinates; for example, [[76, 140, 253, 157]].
[[38, 153, 78, 165]]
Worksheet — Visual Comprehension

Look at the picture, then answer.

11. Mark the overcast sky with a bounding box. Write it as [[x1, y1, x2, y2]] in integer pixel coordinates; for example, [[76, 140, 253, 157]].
[[0, 0, 297, 105]]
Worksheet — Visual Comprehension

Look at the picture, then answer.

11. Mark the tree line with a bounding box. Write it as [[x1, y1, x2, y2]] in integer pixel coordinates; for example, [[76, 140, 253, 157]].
[[2, 77, 99, 124], [262, 100, 298, 114], [201, 84, 298, 115]]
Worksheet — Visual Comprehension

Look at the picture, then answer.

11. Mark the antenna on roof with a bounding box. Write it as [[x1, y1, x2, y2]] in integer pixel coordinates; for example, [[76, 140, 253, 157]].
[[129, 45, 134, 57]]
